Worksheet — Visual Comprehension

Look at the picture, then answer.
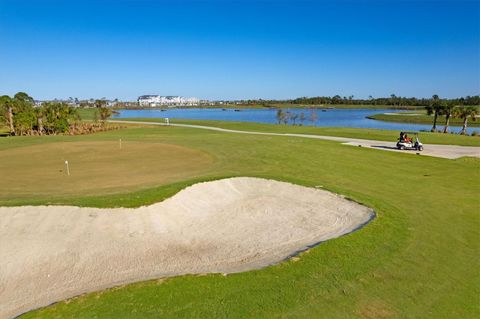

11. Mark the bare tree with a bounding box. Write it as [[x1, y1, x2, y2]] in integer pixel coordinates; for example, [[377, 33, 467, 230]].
[[309, 110, 318, 124]]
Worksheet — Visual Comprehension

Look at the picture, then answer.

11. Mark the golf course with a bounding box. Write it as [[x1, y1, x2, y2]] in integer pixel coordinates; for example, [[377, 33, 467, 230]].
[[2, 0, 479, 317], [1, 120, 479, 318]]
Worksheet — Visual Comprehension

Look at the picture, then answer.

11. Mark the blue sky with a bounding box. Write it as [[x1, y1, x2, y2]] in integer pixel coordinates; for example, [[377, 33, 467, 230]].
[[0, 0, 479, 100]]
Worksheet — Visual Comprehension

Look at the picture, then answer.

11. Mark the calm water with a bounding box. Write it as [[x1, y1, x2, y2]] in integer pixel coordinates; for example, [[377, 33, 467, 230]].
[[113, 108, 474, 134]]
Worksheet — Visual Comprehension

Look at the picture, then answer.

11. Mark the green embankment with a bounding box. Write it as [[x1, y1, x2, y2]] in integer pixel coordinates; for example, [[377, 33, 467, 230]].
[[368, 111, 480, 128], [2, 123, 476, 319]]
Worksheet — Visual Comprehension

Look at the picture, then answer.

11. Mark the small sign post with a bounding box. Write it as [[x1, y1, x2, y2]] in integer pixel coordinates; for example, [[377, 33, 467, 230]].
[[119, 138, 122, 149], [65, 160, 70, 176], [165, 118, 169, 126]]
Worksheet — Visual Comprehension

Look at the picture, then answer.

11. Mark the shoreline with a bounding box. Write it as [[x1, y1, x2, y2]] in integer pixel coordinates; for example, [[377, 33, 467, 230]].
[[367, 112, 480, 128]]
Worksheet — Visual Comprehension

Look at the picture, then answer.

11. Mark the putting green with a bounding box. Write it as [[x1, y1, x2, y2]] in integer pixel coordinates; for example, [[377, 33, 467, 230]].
[[0, 141, 213, 200]]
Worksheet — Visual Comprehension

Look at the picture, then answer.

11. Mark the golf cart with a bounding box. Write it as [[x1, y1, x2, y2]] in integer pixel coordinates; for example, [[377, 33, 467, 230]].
[[397, 131, 424, 151]]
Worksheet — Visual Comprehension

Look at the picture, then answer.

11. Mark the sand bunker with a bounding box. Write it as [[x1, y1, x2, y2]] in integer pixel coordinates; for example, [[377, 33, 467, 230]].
[[0, 177, 373, 318]]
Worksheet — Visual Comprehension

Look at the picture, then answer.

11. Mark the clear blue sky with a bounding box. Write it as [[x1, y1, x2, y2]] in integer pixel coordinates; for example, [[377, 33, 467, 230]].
[[0, 0, 479, 101]]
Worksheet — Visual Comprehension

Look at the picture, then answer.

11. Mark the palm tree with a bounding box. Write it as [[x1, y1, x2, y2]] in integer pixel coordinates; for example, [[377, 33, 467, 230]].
[[99, 107, 112, 126], [442, 101, 456, 133], [454, 106, 478, 135], [7, 92, 36, 135], [425, 94, 443, 132], [42, 102, 78, 134], [0, 95, 15, 135], [34, 107, 44, 135]]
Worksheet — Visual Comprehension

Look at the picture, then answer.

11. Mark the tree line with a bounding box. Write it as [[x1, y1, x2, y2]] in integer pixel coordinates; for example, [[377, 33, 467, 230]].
[[239, 94, 480, 108], [290, 94, 480, 107], [0, 92, 114, 136]]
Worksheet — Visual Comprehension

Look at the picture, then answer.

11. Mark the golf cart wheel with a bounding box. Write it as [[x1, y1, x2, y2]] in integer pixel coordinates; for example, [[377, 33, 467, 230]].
[[400, 145, 406, 150], [418, 146, 424, 151]]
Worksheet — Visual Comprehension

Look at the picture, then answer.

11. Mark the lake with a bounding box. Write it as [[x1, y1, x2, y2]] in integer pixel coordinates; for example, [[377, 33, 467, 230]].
[[113, 108, 474, 134]]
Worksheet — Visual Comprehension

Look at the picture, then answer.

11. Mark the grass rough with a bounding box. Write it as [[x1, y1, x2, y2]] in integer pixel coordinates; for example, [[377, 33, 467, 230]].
[[1, 123, 477, 319]]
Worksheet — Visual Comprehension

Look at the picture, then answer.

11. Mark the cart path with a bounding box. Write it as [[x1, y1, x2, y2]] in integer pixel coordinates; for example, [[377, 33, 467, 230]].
[[111, 120, 480, 159]]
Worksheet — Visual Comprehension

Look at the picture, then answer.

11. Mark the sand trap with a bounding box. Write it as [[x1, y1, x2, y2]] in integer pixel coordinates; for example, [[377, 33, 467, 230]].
[[0, 177, 373, 318]]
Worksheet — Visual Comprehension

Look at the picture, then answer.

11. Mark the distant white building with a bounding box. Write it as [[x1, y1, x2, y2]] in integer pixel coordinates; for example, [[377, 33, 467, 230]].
[[138, 95, 200, 107]]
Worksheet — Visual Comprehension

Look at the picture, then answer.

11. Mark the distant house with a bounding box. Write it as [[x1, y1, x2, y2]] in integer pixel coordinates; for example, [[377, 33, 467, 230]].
[[106, 100, 118, 107], [137, 95, 200, 107]]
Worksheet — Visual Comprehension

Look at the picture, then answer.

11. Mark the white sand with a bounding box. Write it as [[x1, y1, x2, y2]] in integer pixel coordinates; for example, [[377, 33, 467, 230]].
[[0, 177, 373, 318]]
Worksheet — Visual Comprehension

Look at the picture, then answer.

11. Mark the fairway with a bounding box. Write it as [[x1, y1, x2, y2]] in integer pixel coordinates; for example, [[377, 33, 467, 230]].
[[0, 122, 476, 319], [114, 120, 480, 159], [116, 118, 480, 146], [0, 140, 213, 202]]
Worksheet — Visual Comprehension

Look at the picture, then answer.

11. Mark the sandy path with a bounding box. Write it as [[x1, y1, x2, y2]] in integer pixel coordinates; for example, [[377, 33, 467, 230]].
[[0, 177, 373, 318], [112, 120, 480, 159]]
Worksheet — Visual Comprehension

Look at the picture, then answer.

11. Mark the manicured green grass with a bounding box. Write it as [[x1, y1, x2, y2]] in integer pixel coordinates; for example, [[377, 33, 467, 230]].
[[115, 118, 480, 146], [368, 111, 480, 128], [5, 123, 478, 318], [0, 140, 212, 205]]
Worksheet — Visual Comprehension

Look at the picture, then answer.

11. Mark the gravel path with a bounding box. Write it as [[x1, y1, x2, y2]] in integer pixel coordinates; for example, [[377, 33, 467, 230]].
[[0, 177, 373, 318], [112, 120, 480, 159]]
